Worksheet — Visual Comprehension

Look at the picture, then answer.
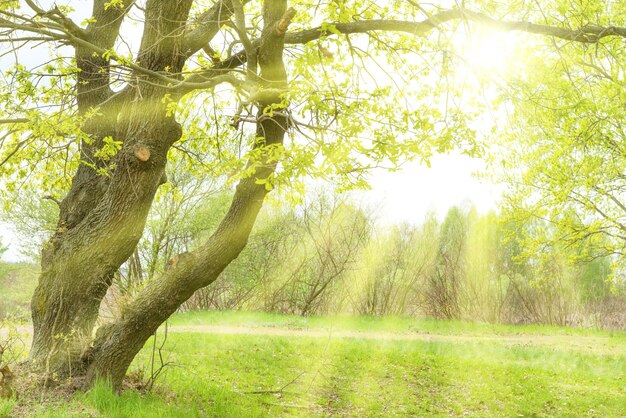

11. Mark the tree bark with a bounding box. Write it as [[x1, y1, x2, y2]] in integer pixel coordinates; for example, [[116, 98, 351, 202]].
[[30, 0, 131, 374], [27, 0, 291, 389], [29, 0, 194, 377]]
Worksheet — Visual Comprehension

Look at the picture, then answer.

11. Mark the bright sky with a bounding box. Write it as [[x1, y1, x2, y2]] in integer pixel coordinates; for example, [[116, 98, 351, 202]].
[[360, 153, 501, 225]]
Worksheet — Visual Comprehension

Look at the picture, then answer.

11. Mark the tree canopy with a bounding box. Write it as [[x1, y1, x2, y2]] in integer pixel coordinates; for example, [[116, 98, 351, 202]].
[[2, 0, 625, 196]]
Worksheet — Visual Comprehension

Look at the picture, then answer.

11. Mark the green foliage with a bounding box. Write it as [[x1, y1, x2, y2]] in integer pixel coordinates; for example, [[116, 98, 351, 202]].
[[103, 0, 125, 11], [0, 0, 494, 210], [491, 1, 626, 287], [579, 257, 612, 304], [0, 59, 83, 201]]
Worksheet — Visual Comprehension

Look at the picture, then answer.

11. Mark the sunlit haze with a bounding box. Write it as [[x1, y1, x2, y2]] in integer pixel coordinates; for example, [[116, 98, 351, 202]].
[[464, 29, 514, 75], [360, 152, 501, 225]]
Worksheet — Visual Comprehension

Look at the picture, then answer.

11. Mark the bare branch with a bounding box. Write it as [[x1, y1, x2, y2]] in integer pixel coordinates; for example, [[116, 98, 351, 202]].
[[43, 195, 61, 207], [85, 0, 136, 46], [0, 138, 29, 167], [23, 0, 86, 38], [173, 74, 247, 96], [230, 0, 256, 79]]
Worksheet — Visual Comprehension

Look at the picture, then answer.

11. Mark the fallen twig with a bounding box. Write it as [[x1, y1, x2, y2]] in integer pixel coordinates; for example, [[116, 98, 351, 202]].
[[242, 371, 306, 395]]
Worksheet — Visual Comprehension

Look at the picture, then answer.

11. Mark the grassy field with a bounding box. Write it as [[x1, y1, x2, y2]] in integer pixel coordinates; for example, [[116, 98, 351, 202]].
[[2, 311, 626, 417]]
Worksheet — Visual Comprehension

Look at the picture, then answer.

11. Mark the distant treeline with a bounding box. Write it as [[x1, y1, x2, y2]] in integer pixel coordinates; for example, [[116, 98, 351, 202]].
[[106, 191, 624, 329]]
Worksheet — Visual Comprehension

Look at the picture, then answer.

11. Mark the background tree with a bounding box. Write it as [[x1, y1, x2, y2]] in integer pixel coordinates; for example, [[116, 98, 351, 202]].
[[185, 191, 372, 315], [355, 217, 439, 316], [280, 194, 371, 315], [493, 0, 626, 285], [462, 210, 504, 322], [425, 206, 467, 319]]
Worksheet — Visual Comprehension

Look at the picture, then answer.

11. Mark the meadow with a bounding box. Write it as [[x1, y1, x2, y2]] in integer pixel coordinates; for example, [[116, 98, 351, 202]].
[[3, 311, 626, 417]]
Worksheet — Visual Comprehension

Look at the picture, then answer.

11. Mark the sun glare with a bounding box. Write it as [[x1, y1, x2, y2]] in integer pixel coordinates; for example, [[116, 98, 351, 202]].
[[463, 30, 514, 78]]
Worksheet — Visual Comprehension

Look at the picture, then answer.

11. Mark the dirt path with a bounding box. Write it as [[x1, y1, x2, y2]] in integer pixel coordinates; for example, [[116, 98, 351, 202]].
[[165, 324, 626, 355], [3, 323, 625, 356]]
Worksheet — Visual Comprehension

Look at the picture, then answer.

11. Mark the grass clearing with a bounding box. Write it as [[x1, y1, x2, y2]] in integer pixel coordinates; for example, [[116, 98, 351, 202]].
[[5, 311, 626, 416], [169, 310, 626, 337]]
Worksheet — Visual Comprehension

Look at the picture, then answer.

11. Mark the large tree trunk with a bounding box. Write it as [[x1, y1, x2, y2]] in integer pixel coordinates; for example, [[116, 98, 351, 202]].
[[28, 0, 291, 390], [29, 0, 194, 378], [30, 0, 134, 374]]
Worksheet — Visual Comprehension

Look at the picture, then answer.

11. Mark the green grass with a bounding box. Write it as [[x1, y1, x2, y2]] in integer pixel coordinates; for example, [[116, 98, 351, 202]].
[[12, 311, 626, 416], [169, 309, 626, 338], [0, 398, 17, 417]]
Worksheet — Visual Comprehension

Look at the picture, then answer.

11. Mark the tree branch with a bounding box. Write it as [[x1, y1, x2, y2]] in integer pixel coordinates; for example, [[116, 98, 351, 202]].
[[230, 0, 256, 79], [23, 0, 86, 39], [276, 7, 296, 36], [85, 0, 136, 47], [173, 74, 247, 96], [283, 9, 626, 45], [0, 17, 70, 43], [183, 0, 251, 59], [185, 7, 626, 91], [0, 118, 29, 124]]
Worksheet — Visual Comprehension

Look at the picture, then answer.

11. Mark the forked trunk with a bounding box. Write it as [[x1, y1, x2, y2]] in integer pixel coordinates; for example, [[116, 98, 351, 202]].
[[27, 0, 291, 390], [28, 0, 194, 381]]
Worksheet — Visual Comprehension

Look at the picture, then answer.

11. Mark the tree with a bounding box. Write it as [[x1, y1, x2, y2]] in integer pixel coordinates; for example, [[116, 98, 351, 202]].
[[425, 206, 467, 319], [463, 210, 504, 322], [1, 0, 625, 389], [355, 218, 438, 316], [273, 193, 371, 315], [494, 1, 626, 282], [198, 192, 372, 315]]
